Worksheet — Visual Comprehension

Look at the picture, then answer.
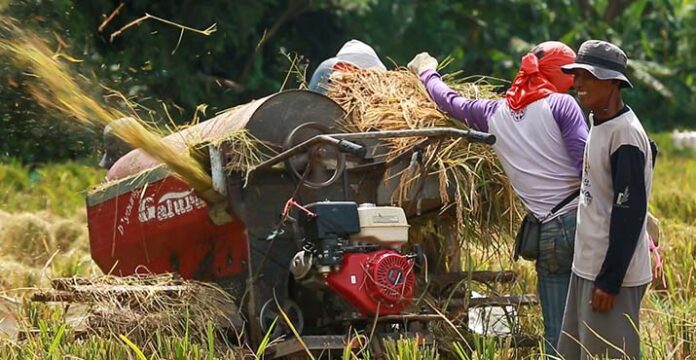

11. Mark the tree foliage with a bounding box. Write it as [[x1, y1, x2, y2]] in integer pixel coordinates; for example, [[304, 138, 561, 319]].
[[1, 0, 694, 163]]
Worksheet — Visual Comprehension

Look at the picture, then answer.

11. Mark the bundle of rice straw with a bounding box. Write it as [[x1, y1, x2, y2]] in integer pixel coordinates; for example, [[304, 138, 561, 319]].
[[0, 212, 55, 266], [49, 218, 88, 252], [49, 274, 240, 345], [327, 68, 521, 241], [0, 257, 41, 289], [0, 18, 213, 193]]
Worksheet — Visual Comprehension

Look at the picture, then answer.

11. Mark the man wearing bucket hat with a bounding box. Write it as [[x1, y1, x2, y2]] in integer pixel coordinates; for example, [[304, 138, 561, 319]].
[[408, 42, 588, 358], [557, 40, 654, 360], [308, 39, 386, 94]]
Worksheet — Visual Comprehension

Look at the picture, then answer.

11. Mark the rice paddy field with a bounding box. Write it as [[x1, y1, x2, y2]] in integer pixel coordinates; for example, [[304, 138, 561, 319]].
[[0, 132, 694, 359], [0, 15, 694, 359]]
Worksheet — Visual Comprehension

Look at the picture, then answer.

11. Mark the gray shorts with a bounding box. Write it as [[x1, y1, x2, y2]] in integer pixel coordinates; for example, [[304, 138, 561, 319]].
[[557, 273, 647, 360]]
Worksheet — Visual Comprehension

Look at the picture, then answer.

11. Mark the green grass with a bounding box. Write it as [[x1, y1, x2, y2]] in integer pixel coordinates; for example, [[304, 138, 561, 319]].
[[0, 310, 244, 359], [650, 133, 696, 225], [0, 158, 105, 217], [0, 132, 695, 359]]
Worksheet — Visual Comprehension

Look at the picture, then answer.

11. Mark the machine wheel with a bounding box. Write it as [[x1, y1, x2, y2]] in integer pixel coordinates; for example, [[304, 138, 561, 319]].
[[283, 122, 345, 188], [259, 298, 304, 338]]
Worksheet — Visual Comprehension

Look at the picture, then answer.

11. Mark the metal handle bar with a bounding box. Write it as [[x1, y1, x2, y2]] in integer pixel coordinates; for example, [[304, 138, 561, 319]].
[[251, 127, 495, 172]]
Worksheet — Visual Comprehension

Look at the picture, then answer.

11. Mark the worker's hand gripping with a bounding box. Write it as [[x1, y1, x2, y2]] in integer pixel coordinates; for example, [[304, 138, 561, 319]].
[[407, 52, 438, 76]]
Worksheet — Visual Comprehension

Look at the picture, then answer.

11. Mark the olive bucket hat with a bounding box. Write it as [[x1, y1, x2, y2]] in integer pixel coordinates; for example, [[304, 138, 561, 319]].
[[561, 40, 633, 88]]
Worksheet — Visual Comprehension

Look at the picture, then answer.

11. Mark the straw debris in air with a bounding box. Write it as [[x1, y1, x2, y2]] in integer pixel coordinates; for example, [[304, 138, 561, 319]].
[[0, 19, 213, 193]]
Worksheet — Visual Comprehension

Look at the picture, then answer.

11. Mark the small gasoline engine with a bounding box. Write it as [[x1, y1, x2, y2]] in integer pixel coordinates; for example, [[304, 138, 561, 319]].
[[83, 90, 522, 355], [290, 201, 416, 320]]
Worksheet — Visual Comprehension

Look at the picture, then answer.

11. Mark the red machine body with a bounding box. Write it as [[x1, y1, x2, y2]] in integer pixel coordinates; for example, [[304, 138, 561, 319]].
[[86, 170, 248, 281], [326, 250, 415, 316]]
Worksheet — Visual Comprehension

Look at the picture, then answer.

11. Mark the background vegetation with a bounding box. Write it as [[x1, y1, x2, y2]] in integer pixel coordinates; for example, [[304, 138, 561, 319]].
[[1, 0, 695, 164]]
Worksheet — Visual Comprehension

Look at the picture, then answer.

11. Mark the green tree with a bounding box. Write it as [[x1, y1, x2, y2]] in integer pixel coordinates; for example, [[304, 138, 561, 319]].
[[1, 0, 693, 163]]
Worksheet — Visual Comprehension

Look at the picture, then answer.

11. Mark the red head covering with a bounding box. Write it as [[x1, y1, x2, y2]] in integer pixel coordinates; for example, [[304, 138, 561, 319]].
[[505, 41, 576, 111]]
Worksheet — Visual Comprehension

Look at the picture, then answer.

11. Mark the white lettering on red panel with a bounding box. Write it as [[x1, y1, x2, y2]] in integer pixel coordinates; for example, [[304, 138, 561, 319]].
[[138, 190, 206, 223], [117, 191, 139, 235]]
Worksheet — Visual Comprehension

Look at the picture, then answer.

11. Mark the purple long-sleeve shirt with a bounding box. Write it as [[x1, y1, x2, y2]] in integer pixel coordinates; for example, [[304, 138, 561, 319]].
[[420, 69, 589, 219], [421, 69, 587, 172]]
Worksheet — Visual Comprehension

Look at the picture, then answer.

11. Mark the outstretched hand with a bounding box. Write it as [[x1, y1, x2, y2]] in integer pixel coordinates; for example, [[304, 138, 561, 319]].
[[407, 52, 438, 76]]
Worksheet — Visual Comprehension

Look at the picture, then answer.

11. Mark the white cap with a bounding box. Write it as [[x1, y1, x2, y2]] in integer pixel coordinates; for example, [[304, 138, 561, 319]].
[[334, 39, 386, 70], [308, 39, 386, 94]]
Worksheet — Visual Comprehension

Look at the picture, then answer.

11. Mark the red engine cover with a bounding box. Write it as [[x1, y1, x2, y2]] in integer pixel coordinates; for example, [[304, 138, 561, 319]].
[[326, 250, 415, 316], [87, 172, 248, 281]]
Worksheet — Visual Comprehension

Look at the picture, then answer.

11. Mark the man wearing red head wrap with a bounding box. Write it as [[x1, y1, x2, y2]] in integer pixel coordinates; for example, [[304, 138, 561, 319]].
[[409, 42, 587, 358], [506, 42, 577, 110]]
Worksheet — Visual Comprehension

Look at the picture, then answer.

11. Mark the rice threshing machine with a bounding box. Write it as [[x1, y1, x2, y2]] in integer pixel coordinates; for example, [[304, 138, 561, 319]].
[[59, 90, 536, 356]]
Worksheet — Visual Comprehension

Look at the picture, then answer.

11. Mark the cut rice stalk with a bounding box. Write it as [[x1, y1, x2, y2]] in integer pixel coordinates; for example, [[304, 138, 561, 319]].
[[327, 68, 522, 244], [0, 22, 213, 193], [109, 118, 212, 192]]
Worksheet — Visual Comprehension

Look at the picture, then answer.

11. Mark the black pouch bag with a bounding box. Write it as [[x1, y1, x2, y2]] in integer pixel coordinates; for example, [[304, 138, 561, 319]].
[[513, 190, 579, 261], [514, 213, 541, 261]]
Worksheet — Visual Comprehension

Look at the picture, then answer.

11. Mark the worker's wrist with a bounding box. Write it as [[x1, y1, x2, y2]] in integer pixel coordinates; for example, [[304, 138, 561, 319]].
[[419, 68, 439, 83], [594, 279, 620, 295]]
